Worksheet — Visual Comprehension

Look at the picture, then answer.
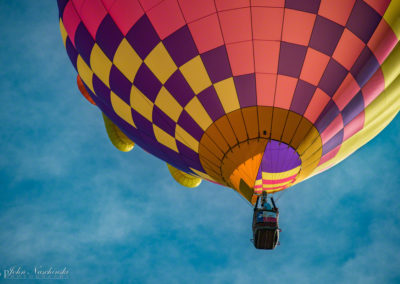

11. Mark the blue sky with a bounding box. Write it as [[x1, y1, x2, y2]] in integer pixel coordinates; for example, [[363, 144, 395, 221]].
[[0, 1, 399, 283]]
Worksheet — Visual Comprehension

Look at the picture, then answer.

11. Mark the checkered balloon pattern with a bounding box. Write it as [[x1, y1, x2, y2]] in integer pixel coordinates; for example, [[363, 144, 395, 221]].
[[58, 0, 400, 203]]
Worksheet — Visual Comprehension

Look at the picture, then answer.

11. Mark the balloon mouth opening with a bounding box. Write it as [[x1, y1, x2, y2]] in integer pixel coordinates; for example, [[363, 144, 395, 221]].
[[198, 107, 323, 203], [253, 140, 301, 194]]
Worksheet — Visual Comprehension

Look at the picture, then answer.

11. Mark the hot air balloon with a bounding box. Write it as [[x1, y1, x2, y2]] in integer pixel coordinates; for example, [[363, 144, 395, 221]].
[[57, 0, 400, 249]]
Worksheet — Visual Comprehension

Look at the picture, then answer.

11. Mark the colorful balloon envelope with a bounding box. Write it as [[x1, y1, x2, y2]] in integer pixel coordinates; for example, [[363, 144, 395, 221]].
[[58, 0, 400, 204]]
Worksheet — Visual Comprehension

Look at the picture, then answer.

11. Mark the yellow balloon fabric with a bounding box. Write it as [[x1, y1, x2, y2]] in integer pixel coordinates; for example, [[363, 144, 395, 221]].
[[167, 164, 202, 188], [102, 113, 134, 152]]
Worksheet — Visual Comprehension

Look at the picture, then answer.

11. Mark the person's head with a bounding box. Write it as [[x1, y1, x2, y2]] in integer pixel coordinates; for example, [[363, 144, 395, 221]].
[[264, 202, 272, 210]]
